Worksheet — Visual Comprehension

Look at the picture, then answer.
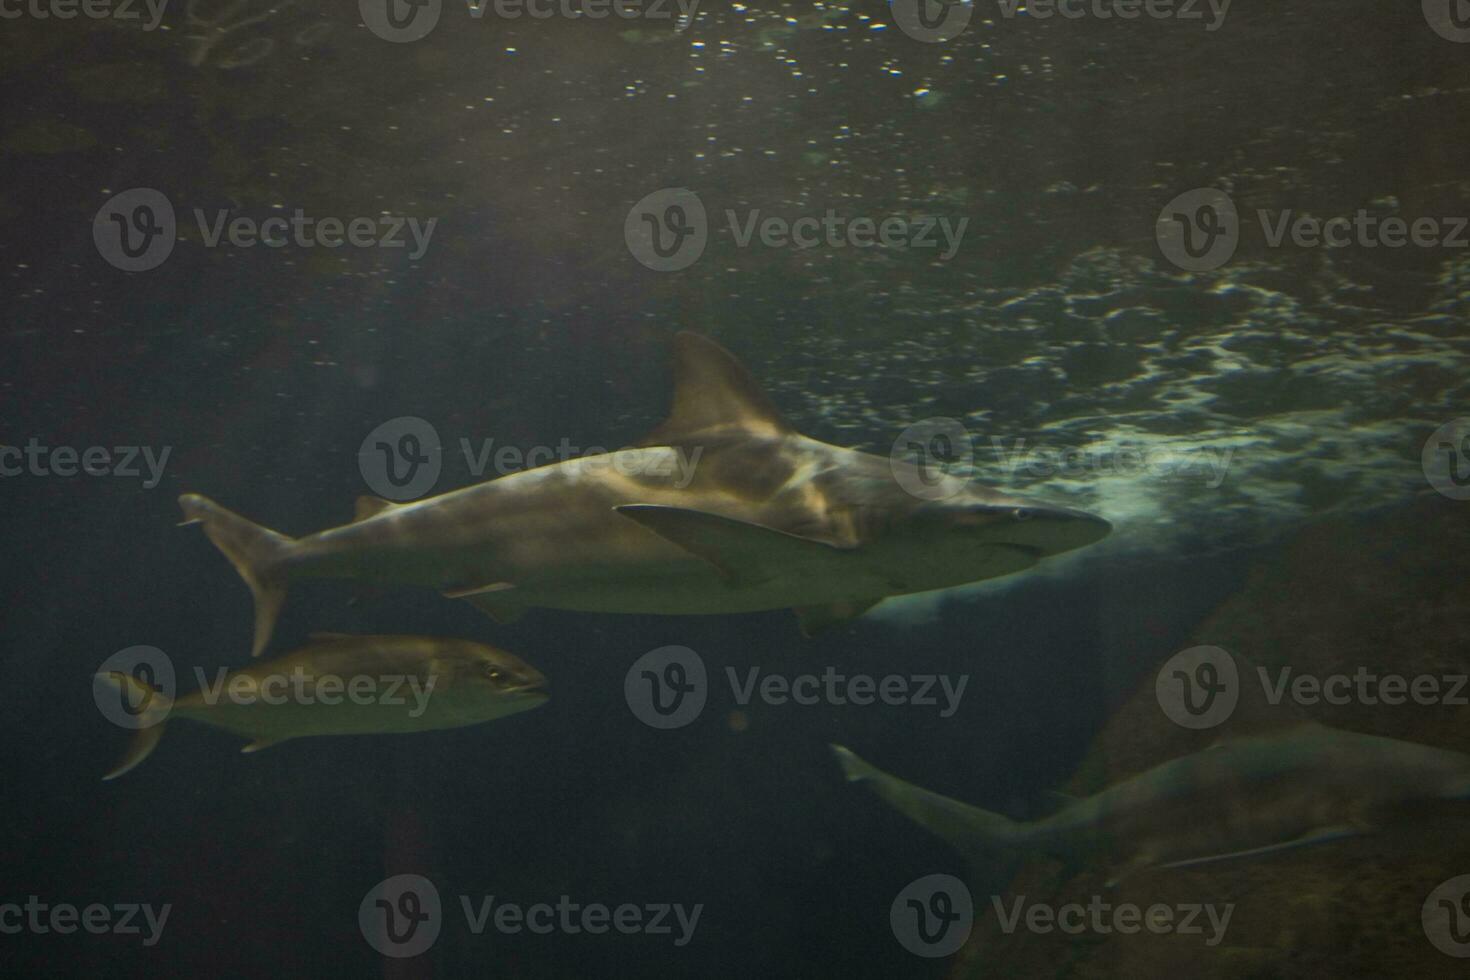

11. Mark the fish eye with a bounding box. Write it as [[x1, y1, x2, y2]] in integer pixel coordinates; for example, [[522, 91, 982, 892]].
[[1012, 508, 1031, 521], [484, 665, 503, 681]]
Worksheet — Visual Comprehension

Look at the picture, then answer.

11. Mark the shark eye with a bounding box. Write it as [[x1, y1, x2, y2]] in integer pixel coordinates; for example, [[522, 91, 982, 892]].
[[484, 666, 504, 682], [1012, 508, 1031, 521]]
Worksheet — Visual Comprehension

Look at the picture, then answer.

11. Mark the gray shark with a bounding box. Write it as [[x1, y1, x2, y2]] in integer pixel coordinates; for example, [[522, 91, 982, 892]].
[[180, 332, 1110, 656], [833, 724, 1470, 884]]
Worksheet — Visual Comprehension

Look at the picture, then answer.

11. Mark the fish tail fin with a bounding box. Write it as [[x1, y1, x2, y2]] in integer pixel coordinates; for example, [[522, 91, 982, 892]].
[[832, 744, 1025, 884], [178, 493, 295, 658], [95, 672, 172, 780]]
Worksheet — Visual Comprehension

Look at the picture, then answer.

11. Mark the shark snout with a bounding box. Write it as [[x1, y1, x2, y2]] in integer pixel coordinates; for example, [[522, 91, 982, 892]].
[[1002, 503, 1112, 555], [933, 499, 1110, 557]]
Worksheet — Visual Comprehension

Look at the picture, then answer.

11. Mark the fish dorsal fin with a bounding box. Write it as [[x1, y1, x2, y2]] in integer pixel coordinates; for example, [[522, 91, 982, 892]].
[[637, 332, 792, 446], [354, 496, 398, 522]]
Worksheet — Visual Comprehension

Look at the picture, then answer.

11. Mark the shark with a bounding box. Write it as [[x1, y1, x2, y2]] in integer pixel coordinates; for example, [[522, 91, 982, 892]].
[[96, 633, 547, 779], [833, 724, 1470, 886], [180, 332, 1111, 657]]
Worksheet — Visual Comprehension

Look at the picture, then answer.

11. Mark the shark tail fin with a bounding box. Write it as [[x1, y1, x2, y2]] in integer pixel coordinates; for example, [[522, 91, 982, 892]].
[[178, 493, 295, 658], [95, 672, 172, 780], [832, 744, 1025, 888]]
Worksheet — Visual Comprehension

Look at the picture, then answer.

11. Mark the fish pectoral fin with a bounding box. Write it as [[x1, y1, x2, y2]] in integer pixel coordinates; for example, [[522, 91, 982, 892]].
[[794, 598, 882, 637], [1155, 824, 1361, 874], [241, 736, 289, 754], [445, 582, 527, 624], [353, 496, 399, 522], [614, 504, 854, 588]]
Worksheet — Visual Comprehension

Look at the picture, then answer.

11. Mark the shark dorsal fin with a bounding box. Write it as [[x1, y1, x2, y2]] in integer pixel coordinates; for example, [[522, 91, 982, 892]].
[[354, 496, 398, 522], [637, 332, 792, 446]]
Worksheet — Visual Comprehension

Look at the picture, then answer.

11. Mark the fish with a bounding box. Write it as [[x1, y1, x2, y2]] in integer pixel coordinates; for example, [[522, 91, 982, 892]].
[[179, 332, 1111, 657], [96, 633, 548, 779], [832, 723, 1470, 885]]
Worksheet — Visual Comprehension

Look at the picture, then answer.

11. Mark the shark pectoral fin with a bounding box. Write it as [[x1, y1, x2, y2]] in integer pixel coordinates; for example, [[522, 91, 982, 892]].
[[1154, 824, 1361, 874], [353, 496, 399, 522], [794, 598, 882, 636], [614, 504, 853, 588], [241, 736, 289, 754], [445, 582, 527, 624]]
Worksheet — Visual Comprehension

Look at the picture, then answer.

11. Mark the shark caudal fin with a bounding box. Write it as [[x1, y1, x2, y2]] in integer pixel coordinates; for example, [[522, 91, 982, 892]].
[[96, 672, 173, 780], [832, 745, 1026, 889], [178, 494, 295, 658]]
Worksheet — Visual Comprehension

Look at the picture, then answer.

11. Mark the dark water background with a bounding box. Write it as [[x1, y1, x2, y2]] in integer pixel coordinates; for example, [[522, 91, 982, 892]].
[[2, 1, 1468, 977]]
